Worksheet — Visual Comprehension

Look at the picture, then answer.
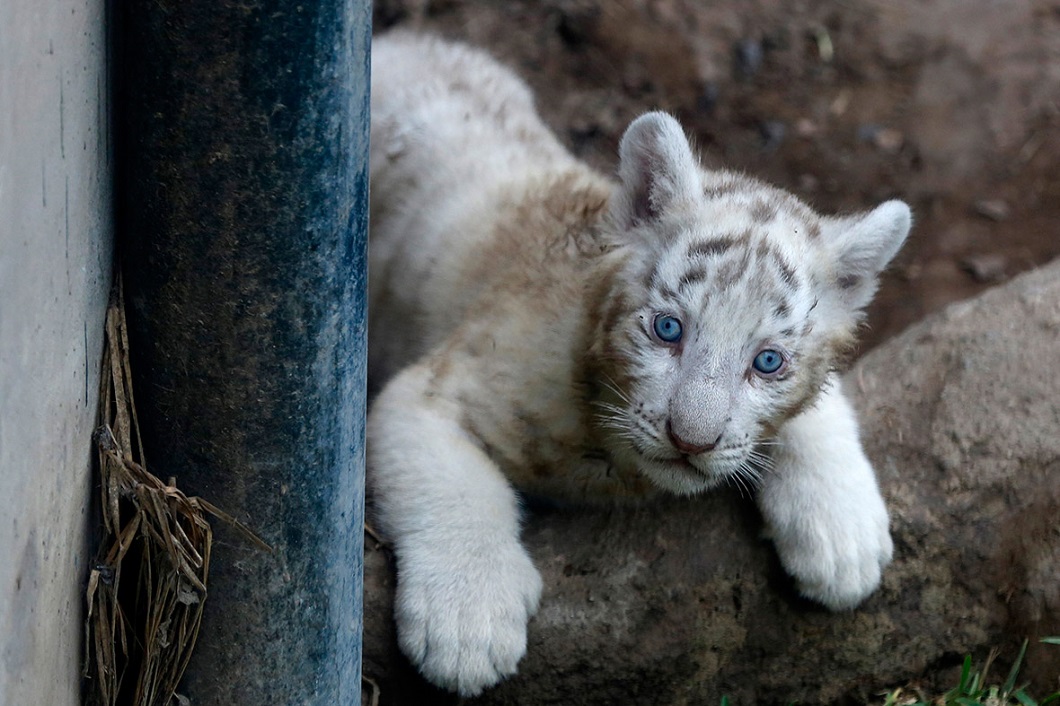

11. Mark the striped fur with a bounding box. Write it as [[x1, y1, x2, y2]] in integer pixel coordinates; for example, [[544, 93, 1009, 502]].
[[367, 31, 910, 697]]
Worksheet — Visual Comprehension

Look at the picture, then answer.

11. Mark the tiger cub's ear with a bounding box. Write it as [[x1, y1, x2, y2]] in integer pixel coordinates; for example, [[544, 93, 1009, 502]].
[[815, 200, 912, 328], [610, 112, 702, 237]]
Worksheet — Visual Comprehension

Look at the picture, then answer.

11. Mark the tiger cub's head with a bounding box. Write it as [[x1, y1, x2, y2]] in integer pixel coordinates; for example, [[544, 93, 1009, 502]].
[[591, 112, 911, 495]]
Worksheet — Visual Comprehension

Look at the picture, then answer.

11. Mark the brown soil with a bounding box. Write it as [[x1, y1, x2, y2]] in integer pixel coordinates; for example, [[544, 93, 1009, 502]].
[[374, 0, 1060, 351]]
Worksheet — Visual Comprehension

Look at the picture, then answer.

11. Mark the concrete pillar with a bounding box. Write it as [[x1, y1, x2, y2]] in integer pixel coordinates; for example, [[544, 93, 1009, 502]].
[[115, 0, 370, 703], [0, 0, 113, 704]]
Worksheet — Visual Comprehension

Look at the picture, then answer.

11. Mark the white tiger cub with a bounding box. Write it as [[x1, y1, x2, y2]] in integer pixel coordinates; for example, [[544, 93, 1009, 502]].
[[367, 31, 910, 697]]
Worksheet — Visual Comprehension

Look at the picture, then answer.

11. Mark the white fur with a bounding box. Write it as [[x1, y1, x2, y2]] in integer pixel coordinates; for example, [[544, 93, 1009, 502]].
[[368, 367, 542, 695], [757, 375, 894, 609], [368, 32, 909, 696]]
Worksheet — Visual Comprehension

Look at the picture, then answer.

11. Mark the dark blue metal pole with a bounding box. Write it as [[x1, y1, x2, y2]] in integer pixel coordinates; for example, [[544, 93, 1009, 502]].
[[115, 0, 370, 703]]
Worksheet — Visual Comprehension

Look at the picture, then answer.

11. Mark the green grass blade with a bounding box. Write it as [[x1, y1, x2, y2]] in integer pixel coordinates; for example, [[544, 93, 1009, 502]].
[[1003, 639, 1030, 695], [1040, 637, 1060, 646], [958, 654, 973, 693], [1015, 688, 1039, 706]]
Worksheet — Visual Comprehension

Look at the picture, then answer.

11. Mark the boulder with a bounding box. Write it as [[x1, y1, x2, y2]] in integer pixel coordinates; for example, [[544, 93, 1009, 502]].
[[362, 261, 1060, 704]]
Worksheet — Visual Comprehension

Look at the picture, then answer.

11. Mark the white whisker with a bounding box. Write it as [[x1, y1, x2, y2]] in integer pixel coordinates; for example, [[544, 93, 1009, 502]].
[[732, 462, 762, 497], [599, 373, 634, 407], [728, 467, 754, 498], [746, 450, 774, 466]]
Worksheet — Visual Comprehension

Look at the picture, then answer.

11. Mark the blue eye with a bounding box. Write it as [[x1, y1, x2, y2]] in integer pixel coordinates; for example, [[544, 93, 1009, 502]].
[[653, 314, 683, 343], [753, 349, 785, 375]]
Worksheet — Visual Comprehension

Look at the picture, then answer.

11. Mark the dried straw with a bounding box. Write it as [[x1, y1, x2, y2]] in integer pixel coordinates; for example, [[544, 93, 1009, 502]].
[[84, 279, 268, 706]]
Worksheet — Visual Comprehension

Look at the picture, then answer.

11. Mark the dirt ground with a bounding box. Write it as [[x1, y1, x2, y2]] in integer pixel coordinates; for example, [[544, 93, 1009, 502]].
[[374, 0, 1060, 352]]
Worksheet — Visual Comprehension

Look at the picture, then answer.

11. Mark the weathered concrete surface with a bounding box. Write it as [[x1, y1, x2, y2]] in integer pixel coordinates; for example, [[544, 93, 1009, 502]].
[[363, 259, 1060, 705], [0, 1, 112, 705]]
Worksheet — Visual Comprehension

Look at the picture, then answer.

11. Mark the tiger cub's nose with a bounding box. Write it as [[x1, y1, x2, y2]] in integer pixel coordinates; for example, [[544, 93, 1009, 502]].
[[666, 419, 720, 456]]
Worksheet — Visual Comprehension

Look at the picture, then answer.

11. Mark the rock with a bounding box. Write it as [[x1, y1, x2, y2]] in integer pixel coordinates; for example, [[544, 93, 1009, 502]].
[[733, 38, 764, 79], [857, 124, 905, 153], [797, 173, 820, 194], [795, 118, 819, 138], [961, 252, 1008, 283], [973, 198, 1012, 222], [553, 0, 602, 48], [758, 120, 787, 151], [362, 260, 1060, 705]]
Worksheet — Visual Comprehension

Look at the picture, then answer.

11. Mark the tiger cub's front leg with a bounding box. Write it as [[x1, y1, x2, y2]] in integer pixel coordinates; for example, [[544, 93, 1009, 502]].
[[367, 365, 543, 697], [757, 374, 894, 610]]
